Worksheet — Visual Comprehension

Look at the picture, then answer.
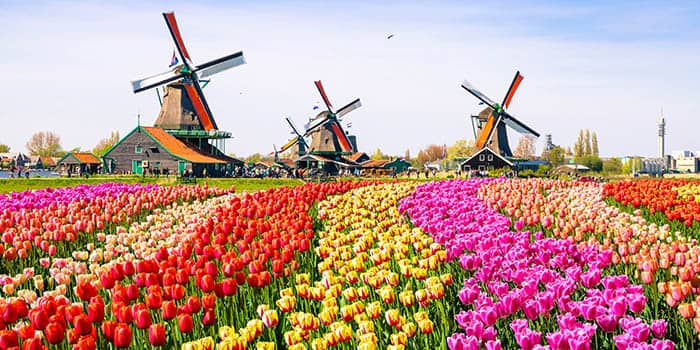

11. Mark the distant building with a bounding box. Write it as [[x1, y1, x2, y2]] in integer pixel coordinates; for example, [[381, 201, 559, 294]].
[[57, 152, 101, 175], [675, 157, 699, 173]]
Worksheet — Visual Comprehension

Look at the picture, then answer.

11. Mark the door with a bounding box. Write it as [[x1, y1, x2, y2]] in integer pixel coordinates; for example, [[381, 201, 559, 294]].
[[178, 161, 186, 175], [132, 160, 143, 175]]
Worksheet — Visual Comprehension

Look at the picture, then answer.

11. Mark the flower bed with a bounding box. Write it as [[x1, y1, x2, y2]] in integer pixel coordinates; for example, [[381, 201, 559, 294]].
[[400, 179, 674, 349]]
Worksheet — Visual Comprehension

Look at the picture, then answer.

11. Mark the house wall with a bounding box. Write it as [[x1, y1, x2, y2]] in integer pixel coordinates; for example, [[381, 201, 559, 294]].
[[461, 150, 511, 171], [104, 130, 189, 175]]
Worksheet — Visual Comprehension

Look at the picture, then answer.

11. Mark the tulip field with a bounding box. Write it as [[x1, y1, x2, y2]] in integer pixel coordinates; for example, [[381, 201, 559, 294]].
[[1, 179, 700, 349]]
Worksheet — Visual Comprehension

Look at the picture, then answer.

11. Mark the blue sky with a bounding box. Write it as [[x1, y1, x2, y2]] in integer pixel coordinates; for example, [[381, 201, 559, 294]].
[[0, 0, 698, 157]]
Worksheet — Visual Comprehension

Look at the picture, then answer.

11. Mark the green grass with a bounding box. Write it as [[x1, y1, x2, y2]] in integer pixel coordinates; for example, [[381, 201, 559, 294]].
[[0, 176, 305, 194]]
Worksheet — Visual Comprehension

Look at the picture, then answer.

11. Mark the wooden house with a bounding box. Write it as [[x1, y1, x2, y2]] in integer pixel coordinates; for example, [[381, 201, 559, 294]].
[[460, 147, 513, 173], [57, 152, 101, 176], [103, 126, 242, 177]]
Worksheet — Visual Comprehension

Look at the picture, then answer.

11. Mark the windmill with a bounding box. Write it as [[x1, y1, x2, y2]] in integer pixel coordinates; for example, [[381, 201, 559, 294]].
[[461, 71, 539, 157], [304, 80, 362, 154], [278, 117, 309, 157], [131, 12, 246, 136]]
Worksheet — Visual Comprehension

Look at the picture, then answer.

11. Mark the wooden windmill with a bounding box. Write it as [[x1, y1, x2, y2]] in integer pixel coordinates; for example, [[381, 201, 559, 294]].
[[462, 71, 539, 157], [304, 80, 362, 154], [277, 117, 309, 157], [130, 12, 246, 156]]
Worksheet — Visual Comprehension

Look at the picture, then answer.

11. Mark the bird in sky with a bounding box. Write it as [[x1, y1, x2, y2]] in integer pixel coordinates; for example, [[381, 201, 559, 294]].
[[387, 34, 394, 39]]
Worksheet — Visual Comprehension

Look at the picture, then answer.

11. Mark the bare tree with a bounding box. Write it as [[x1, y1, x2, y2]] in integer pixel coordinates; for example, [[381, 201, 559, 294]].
[[93, 131, 120, 157], [416, 144, 445, 166], [584, 129, 592, 155], [513, 136, 536, 159], [26, 131, 63, 157]]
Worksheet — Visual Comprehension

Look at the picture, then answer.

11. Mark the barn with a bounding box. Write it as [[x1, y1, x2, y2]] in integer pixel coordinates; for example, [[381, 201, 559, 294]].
[[103, 126, 242, 177]]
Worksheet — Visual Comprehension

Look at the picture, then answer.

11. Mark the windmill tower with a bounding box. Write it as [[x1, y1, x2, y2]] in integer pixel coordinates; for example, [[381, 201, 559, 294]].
[[462, 71, 540, 157], [130, 12, 246, 160], [304, 80, 362, 155], [277, 117, 309, 158]]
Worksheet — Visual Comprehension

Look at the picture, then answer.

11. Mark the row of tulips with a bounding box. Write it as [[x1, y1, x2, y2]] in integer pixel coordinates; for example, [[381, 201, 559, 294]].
[[603, 180, 700, 228], [0, 183, 231, 277], [186, 182, 467, 349], [477, 178, 700, 345], [399, 179, 675, 349], [0, 181, 376, 349]]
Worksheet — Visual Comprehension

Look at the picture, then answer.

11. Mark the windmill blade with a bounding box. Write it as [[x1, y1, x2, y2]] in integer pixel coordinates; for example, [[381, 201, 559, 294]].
[[163, 12, 194, 69], [502, 112, 540, 137], [475, 115, 498, 149], [336, 98, 362, 118], [279, 138, 297, 153], [329, 121, 353, 152], [183, 82, 217, 130], [461, 79, 497, 109], [304, 115, 329, 136], [314, 80, 333, 111], [195, 51, 246, 79], [131, 69, 186, 93], [501, 71, 524, 109], [286, 117, 303, 137]]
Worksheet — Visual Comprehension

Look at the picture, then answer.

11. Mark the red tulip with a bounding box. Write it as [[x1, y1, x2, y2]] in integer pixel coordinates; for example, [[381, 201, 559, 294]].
[[17, 323, 35, 340], [145, 292, 163, 310], [156, 300, 173, 321], [114, 323, 132, 348], [45, 322, 65, 344], [101, 320, 117, 342], [202, 308, 216, 326], [73, 314, 92, 336], [76, 282, 97, 301], [0, 329, 19, 349], [148, 324, 166, 346], [185, 296, 201, 314], [22, 336, 44, 350], [177, 314, 193, 333], [30, 309, 49, 330], [134, 308, 151, 329], [87, 302, 104, 324]]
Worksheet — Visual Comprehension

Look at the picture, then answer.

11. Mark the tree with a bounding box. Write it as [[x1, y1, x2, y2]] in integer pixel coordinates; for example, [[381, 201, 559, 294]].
[[573, 130, 584, 157], [545, 146, 566, 166], [404, 149, 411, 161], [93, 131, 120, 157], [245, 153, 270, 163], [591, 132, 599, 156], [446, 139, 475, 160], [584, 129, 592, 156], [371, 148, 390, 160], [575, 154, 602, 172], [0, 144, 9, 153], [621, 157, 643, 174], [513, 136, 536, 159], [603, 157, 622, 174], [26, 131, 63, 157], [415, 144, 445, 167]]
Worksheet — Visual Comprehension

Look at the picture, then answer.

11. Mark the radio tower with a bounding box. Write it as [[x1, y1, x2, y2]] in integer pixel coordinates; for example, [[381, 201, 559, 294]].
[[658, 108, 665, 158]]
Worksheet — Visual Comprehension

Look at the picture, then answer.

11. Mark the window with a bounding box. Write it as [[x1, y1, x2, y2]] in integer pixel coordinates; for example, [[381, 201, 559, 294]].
[[487, 155, 493, 161], [324, 138, 330, 145], [479, 154, 485, 161], [135, 145, 143, 154], [150, 147, 159, 153]]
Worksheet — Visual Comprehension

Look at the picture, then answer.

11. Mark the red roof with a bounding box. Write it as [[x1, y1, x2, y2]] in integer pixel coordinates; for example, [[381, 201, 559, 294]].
[[142, 127, 225, 164], [71, 153, 101, 164], [39, 156, 56, 166]]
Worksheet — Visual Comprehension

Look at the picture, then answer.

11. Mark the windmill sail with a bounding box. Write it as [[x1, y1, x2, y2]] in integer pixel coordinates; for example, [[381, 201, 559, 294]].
[[196, 51, 246, 79], [336, 98, 362, 118]]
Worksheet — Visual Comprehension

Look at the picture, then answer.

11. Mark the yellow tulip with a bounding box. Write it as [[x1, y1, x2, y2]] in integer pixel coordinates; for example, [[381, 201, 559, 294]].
[[256, 342, 275, 350]]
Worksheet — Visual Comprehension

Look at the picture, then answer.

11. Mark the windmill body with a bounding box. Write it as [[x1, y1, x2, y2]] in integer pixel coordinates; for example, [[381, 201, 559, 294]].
[[127, 12, 246, 175], [462, 71, 539, 158], [291, 80, 363, 175]]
